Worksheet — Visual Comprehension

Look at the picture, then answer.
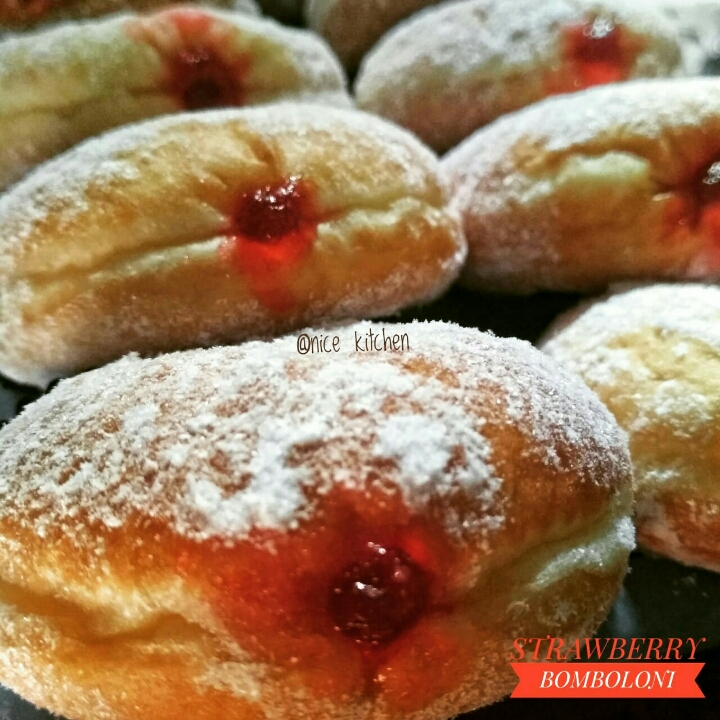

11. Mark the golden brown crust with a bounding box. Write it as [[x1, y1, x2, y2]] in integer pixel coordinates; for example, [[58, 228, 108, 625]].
[[443, 78, 720, 293], [0, 322, 633, 719], [0, 105, 466, 387], [542, 283, 720, 572]]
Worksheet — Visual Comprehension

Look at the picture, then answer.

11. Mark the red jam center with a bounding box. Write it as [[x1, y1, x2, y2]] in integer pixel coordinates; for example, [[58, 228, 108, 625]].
[[234, 177, 311, 243], [570, 17, 622, 63], [550, 16, 641, 92], [663, 158, 720, 250], [701, 161, 720, 204], [169, 45, 246, 110], [670, 162, 720, 246], [175, 485, 478, 711], [221, 176, 319, 313], [328, 543, 429, 645]]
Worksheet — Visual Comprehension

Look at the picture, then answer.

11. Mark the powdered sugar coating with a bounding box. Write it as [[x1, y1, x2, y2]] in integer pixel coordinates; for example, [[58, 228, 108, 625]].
[[0, 7, 350, 191], [542, 283, 720, 438], [543, 283, 720, 376], [0, 102, 466, 387], [543, 283, 720, 570], [356, 0, 681, 151], [446, 77, 720, 178], [655, 0, 720, 74], [0, 9, 345, 115], [0, 321, 629, 548], [0, 103, 438, 267], [443, 78, 720, 292]]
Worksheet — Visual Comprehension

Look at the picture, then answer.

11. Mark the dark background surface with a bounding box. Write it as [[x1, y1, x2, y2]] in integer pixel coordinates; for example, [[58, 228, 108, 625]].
[[0, 287, 718, 718]]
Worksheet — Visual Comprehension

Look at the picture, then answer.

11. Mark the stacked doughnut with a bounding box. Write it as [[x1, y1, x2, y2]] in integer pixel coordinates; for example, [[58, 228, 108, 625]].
[[543, 284, 720, 574], [0, 322, 635, 719], [0, 5, 350, 191], [305, 0, 444, 72], [355, 0, 682, 152], [0, 104, 466, 387], [443, 78, 720, 293]]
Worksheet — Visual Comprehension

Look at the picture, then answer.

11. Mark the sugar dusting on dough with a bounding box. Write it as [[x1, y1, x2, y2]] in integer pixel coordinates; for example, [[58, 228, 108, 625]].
[[445, 78, 720, 186], [534, 516, 635, 587], [543, 283, 720, 571], [543, 283, 720, 374], [0, 322, 627, 548], [0, 103, 438, 266], [0, 7, 349, 193], [356, 0, 680, 129], [543, 282, 720, 449], [0, 7, 344, 116], [443, 78, 720, 290]]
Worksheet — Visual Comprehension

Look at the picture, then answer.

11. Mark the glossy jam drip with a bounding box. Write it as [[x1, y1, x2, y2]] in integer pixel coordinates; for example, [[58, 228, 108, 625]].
[[222, 177, 319, 313], [328, 543, 430, 645], [178, 485, 478, 711], [169, 45, 245, 110], [126, 9, 251, 111], [701, 162, 720, 201], [549, 16, 641, 93], [234, 177, 311, 242], [699, 161, 720, 243], [663, 158, 720, 250]]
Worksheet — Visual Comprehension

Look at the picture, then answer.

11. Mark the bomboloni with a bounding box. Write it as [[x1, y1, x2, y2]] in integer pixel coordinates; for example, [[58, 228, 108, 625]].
[[0, 104, 466, 387], [443, 78, 720, 293], [0, 321, 634, 719], [0, 6, 350, 192], [543, 283, 720, 573]]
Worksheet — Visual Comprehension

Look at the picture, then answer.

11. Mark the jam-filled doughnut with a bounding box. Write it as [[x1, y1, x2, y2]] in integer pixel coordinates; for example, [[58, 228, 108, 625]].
[[542, 283, 720, 573], [0, 0, 259, 32], [355, 0, 682, 153], [0, 105, 466, 388], [0, 321, 634, 719], [443, 78, 720, 293], [305, 0, 443, 72], [0, 6, 350, 192]]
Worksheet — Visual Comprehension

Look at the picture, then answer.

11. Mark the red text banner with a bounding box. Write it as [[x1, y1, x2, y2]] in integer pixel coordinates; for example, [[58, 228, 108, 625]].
[[511, 663, 704, 699]]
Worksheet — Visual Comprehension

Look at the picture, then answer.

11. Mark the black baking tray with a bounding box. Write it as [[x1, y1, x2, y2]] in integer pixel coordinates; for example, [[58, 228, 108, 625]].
[[1, 287, 718, 718]]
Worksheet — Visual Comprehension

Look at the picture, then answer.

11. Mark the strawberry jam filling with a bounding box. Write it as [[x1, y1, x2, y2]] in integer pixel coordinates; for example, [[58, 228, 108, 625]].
[[177, 485, 479, 710], [664, 159, 720, 248], [329, 543, 430, 645], [221, 176, 320, 313], [547, 16, 644, 94], [126, 8, 250, 110], [168, 44, 247, 110]]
